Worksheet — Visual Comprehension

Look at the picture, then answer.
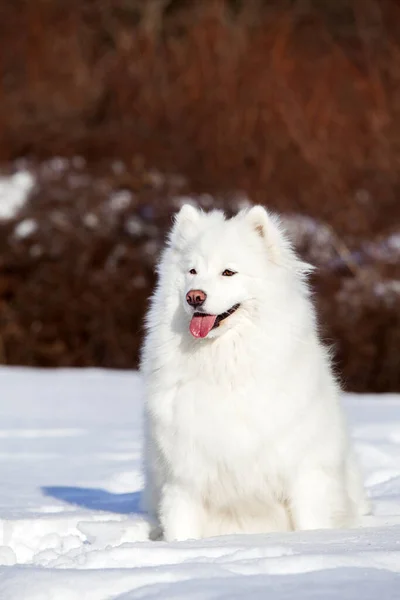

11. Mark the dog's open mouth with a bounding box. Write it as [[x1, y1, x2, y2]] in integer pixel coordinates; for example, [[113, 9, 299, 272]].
[[190, 304, 240, 338]]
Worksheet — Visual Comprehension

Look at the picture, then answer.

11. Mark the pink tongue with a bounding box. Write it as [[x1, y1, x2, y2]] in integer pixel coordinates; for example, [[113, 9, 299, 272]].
[[190, 314, 217, 338]]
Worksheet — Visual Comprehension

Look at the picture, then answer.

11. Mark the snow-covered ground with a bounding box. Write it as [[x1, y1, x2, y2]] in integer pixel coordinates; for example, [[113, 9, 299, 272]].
[[0, 368, 399, 599]]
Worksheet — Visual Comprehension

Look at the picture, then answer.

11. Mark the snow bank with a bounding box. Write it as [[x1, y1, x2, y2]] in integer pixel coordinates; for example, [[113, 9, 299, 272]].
[[0, 368, 399, 599]]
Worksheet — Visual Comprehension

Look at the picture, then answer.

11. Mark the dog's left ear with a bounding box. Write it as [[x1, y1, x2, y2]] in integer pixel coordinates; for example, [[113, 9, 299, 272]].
[[245, 206, 312, 273], [245, 206, 271, 242], [245, 205, 285, 263]]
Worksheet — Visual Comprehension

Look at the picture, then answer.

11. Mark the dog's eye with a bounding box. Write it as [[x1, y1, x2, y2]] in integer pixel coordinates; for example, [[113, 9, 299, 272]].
[[222, 269, 236, 277], [189, 268, 197, 275]]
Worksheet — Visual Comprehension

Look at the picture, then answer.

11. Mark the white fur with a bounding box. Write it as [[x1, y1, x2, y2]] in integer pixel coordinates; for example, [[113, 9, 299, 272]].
[[140, 204, 369, 541]]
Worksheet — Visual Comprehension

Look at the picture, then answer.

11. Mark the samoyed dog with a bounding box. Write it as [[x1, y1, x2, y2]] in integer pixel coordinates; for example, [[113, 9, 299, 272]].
[[140, 204, 369, 541]]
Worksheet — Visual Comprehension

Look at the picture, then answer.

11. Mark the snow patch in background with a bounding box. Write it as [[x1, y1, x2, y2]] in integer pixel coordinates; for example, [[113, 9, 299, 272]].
[[109, 190, 132, 212], [14, 218, 38, 239], [0, 171, 35, 220]]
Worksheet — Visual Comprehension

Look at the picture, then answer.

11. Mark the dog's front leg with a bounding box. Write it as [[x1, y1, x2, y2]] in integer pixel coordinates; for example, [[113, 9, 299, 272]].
[[160, 483, 204, 541]]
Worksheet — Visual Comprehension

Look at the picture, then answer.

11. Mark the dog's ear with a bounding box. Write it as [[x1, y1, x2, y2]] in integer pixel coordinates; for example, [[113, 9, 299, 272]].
[[245, 206, 313, 274], [245, 205, 284, 263], [169, 204, 201, 249], [175, 204, 200, 227], [245, 206, 271, 241]]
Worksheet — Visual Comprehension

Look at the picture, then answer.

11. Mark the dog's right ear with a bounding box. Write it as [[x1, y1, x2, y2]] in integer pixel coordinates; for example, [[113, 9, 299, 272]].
[[169, 204, 201, 249]]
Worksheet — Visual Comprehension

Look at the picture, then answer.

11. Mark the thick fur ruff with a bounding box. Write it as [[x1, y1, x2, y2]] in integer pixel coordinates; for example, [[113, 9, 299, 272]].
[[140, 204, 369, 541]]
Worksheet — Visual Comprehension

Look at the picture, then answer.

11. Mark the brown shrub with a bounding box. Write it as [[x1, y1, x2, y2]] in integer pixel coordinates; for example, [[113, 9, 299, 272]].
[[0, 0, 399, 240], [0, 1, 399, 391], [0, 158, 399, 392]]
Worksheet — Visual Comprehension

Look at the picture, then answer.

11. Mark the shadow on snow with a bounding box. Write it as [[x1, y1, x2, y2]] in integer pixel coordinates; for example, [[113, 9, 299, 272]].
[[42, 486, 143, 515]]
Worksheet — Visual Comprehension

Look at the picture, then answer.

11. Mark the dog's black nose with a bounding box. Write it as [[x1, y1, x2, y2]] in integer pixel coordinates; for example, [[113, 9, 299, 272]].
[[186, 289, 207, 308]]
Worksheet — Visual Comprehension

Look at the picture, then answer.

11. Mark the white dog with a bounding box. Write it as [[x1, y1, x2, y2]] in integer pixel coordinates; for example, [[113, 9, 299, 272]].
[[140, 204, 369, 541]]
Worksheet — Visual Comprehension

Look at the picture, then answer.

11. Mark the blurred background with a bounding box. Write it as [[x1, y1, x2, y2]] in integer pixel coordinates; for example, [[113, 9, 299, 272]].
[[0, 0, 399, 392]]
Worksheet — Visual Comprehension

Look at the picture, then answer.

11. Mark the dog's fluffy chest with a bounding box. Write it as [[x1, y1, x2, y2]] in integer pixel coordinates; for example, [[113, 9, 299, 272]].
[[151, 376, 287, 502]]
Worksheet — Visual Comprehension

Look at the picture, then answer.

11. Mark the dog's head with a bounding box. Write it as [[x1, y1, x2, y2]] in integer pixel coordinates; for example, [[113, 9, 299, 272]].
[[166, 204, 311, 339]]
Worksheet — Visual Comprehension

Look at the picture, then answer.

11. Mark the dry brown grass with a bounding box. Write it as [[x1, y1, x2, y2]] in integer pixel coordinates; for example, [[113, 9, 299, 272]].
[[1, 0, 400, 237], [0, 0, 400, 391]]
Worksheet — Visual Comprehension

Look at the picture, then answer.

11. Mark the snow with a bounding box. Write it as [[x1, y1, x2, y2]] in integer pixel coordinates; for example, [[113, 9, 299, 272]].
[[0, 368, 399, 599], [47, 157, 70, 174], [109, 190, 132, 211], [83, 213, 100, 229], [125, 216, 144, 237], [14, 218, 38, 238], [374, 280, 400, 298], [0, 171, 35, 220]]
